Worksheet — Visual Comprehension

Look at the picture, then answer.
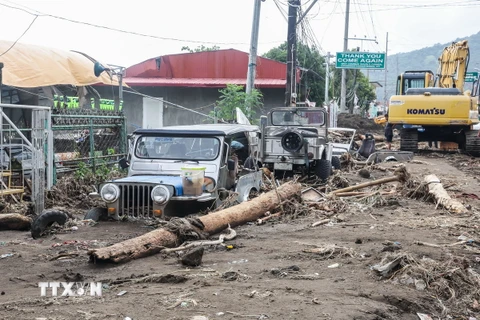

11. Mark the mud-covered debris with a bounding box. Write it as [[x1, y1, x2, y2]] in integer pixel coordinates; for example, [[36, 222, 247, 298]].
[[221, 271, 250, 282], [270, 265, 301, 278], [358, 168, 371, 179], [110, 273, 188, 285], [330, 174, 350, 188], [301, 187, 323, 202], [0, 213, 31, 231], [181, 247, 204, 267], [373, 252, 480, 317], [303, 244, 356, 259]]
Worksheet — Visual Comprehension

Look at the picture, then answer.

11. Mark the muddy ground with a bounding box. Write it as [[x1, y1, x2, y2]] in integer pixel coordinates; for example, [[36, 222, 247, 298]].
[[1, 152, 480, 319]]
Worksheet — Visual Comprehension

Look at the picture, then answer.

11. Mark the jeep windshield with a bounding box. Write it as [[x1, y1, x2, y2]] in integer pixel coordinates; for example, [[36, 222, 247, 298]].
[[271, 109, 325, 126], [135, 136, 220, 161]]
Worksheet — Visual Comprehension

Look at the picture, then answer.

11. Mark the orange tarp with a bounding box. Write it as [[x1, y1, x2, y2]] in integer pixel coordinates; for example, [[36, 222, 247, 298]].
[[0, 40, 122, 88]]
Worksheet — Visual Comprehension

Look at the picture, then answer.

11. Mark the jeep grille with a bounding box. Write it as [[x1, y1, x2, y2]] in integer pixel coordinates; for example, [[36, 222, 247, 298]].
[[118, 183, 154, 219]]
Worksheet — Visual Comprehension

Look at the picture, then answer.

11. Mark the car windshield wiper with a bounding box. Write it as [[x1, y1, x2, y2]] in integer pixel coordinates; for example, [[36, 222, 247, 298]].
[[174, 160, 199, 164]]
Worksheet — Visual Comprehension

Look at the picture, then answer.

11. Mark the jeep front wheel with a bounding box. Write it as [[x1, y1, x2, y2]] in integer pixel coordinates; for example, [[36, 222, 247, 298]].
[[315, 159, 331, 182]]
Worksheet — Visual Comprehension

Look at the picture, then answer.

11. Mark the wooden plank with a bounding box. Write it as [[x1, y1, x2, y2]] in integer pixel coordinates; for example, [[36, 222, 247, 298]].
[[0, 188, 24, 195]]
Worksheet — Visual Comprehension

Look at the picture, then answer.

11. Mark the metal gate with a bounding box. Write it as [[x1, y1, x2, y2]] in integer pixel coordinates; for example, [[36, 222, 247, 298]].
[[0, 103, 53, 214]]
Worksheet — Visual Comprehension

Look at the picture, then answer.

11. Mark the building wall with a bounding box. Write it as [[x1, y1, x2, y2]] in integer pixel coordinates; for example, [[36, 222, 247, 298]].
[[95, 86, 285, 133]]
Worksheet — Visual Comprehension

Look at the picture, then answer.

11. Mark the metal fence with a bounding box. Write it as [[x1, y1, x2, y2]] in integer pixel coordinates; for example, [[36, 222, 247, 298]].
[[0, 103, 53, 215], [51, 109, 127, 175]]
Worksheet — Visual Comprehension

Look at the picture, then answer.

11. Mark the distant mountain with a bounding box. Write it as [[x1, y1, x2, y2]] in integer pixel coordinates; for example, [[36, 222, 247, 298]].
[[368, 31, 480, 102]]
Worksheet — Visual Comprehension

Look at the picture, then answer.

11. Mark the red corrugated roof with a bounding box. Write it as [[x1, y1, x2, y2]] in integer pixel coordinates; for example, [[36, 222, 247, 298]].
[[125, 49, 291, 88], [124, 77, 285, 88]]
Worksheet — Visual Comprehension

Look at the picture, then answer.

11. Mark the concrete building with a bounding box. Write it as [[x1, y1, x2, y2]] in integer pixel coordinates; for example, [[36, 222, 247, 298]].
[[100, 49, 290, 132]]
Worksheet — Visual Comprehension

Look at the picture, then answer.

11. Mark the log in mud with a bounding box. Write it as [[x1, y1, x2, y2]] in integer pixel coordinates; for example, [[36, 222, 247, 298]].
[[0, 213, 31, 231], [88, 181, 302, 263]]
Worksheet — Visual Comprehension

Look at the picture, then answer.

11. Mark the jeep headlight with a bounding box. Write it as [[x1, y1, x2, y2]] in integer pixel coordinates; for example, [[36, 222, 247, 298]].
[[100, 183, 120, 203], [151, 185, 171, 204]]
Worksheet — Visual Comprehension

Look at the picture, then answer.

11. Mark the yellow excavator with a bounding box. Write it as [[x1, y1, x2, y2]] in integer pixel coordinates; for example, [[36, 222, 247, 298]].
[[387, 40, 480, 155], [374, 70, 434, 125]]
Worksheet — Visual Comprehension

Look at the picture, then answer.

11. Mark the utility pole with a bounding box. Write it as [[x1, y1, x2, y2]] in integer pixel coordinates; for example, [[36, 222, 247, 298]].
[[384, 32, 389, 106], [339, 0, 350, 113], [285, 0, 300, 107], [324, 52, 331, 106], [246, 0, 262, 101]]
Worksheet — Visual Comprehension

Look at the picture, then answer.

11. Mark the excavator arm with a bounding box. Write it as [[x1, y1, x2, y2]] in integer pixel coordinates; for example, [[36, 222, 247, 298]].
[[437, 40, 470, 92]]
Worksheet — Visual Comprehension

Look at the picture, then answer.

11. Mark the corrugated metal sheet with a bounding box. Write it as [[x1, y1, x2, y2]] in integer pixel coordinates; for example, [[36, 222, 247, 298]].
[[126, 49, 287, 81], [124, 77, 285, 88]]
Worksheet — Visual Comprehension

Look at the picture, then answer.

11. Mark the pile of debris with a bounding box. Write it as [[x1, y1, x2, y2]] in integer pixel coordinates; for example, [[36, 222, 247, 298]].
[[337, 113, 384, 133]]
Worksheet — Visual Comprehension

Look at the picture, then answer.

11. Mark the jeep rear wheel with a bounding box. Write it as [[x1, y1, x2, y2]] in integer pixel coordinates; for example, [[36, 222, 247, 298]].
[[315, 159, 331, 182], [332, 156, 341, 170]]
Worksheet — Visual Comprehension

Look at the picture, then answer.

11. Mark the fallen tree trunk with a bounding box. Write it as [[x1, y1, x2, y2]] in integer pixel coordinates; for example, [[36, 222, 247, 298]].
[[0, 214, 31, 231], [424, 174, 468, 214], [329, 165, 409, 196], [88, 181, 302, 263]]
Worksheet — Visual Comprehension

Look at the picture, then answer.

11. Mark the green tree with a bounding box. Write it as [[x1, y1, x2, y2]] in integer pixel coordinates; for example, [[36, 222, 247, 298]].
[[263, 42, 326, 104], [181, 45, 220, 53], [264, 43, 376, 111], [211, 84, 263, 123]]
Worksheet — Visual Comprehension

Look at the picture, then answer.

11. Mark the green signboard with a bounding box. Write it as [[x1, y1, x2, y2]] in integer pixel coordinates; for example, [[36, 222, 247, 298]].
[[336, 52, 386, 69], [465, 71, 478, 83]]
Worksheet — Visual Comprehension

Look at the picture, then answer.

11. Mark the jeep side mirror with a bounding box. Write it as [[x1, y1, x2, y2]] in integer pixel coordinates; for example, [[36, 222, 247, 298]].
[[119, 157, 129, 169], [227, 159, 235, 171]]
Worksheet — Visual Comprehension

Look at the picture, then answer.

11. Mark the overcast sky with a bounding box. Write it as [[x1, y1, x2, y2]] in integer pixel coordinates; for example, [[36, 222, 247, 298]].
[[0, 0, 479, 68]]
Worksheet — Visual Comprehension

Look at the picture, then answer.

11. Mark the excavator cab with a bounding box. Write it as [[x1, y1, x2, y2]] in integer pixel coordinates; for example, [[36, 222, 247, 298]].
[[396, 70, 434, 95], [374, 71, 435, 125]]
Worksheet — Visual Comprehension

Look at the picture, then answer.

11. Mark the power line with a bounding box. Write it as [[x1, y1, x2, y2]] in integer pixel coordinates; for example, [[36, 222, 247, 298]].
[[0, 15, 38, 56], [0, 1, 283, 46], [312, 1, 480, 19]]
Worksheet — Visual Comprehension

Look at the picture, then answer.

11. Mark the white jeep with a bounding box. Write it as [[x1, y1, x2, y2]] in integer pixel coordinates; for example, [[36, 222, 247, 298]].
[[86, 124, 263, 220], [259, 107, 334, 181]]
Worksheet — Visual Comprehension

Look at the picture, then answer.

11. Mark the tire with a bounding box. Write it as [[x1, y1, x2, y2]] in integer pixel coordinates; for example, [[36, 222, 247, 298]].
[[84, 207, 108, 222], [465, 130, 480, 157], [31, 210, 69, 239], [332, 156, 341, 170], [315, 159, 331, 182]]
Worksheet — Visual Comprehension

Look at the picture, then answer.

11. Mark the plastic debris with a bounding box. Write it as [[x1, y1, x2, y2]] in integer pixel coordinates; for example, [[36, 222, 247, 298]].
[[415, 279, 427, 291], [117, 290, 127, 296], [229, 259, 248, 264], [0, 253, 14, 259], [417, 313, 433, 320], [328, 263, 340, 268]]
